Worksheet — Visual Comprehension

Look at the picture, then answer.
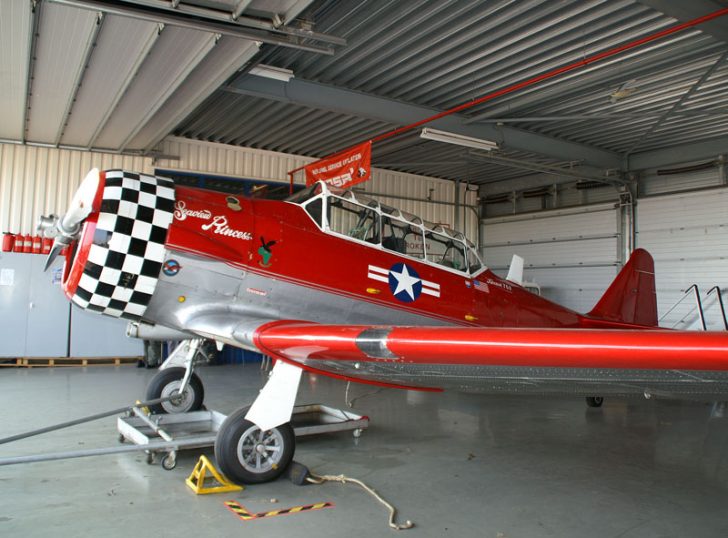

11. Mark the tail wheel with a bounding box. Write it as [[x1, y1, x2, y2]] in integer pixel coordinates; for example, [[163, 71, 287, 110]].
[[215, 406, 295, 484], [586, 396, 604, 408], [145, 367, 204, 414]]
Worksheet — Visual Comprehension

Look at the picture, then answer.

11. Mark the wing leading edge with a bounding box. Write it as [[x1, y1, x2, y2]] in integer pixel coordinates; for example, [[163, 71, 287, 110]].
[[253, 323, 728, 399]]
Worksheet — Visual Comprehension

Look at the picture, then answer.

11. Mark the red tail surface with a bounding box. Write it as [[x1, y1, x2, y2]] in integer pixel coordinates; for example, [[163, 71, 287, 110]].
[[587, 248, 658, 327]]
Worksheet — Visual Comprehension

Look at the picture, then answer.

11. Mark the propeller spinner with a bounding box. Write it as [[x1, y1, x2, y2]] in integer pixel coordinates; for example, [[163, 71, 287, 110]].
[[38, 168, 101, 270]]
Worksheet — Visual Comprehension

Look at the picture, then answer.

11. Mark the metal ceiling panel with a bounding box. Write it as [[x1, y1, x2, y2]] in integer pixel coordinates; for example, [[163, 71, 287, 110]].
[[25, 2, 99, 143], [60, 15, 159, 147], [0, 0, 32, 141], [231, 0, 728, 175], [127, 35, 260, 151], [93, 25, 217, 150], [7, 0, 728, 191]]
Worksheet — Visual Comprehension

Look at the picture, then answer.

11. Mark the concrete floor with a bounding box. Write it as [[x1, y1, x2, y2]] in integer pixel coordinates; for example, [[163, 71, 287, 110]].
[[2, 364, 728, 537]]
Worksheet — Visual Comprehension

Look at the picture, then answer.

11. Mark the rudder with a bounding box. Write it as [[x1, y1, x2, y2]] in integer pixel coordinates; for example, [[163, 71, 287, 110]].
[[588, 248, 658, 327]]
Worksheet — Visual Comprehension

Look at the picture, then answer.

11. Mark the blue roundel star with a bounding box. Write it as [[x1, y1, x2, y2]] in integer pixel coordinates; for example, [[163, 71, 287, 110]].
[[388, 263, 423, 302]]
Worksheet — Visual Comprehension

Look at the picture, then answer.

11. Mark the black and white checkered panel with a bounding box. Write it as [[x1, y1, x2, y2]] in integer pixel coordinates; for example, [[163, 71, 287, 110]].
[[71, 170, 176, 320]]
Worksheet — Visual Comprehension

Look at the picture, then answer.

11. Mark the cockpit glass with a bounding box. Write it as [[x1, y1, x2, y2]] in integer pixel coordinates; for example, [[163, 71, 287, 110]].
[[285, 183, 322, 204], [328, 197, 380, 244], [290, 181, 484, 273], [425, 231, 466, 271]]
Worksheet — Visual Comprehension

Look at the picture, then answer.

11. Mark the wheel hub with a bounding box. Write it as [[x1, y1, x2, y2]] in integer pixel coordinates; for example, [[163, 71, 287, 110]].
[[237, 425, 284, 474], [160, 380, 194, 413]]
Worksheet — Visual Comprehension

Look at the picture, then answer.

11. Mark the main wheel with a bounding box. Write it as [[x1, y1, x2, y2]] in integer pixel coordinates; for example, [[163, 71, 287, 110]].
[[145, 367, 204, 414], [586, 396, 604, 408], [215, 406, 295, 484]]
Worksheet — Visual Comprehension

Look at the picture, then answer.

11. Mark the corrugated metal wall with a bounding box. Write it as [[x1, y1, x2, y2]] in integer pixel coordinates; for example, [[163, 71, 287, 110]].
[[636, 187, 728, 330], [2, 137, 477, 240], [481, 203, 621, 313], [157, 137, 479, 240], [0, 142, 152, 234]]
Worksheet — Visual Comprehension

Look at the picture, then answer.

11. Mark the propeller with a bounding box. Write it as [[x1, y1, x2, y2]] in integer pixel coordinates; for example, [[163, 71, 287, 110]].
[[38, 168, 101, 271]]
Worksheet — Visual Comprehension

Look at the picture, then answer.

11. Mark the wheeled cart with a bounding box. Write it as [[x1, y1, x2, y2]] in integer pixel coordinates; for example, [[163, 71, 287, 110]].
[[117, 404, 369, 470]]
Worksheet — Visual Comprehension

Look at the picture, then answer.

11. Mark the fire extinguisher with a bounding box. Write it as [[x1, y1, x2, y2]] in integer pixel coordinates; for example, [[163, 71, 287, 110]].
[[32, 235, 42, 254], [42, 237, 53, 254], [22, 234, 32, 253], [2, 233, 15, 252]]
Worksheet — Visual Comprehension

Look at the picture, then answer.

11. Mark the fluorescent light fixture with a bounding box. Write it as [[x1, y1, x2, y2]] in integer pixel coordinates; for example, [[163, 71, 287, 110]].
[[249, 64, 294, 82], [420, 128, 498, 151]]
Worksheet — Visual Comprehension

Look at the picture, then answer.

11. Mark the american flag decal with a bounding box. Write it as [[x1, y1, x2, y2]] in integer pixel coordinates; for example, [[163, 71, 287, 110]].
[[474, 280, 489, 293]]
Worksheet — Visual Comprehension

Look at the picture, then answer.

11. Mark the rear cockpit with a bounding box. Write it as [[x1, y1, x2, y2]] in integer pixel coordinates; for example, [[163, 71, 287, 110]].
[[286, 181, 484, 276]]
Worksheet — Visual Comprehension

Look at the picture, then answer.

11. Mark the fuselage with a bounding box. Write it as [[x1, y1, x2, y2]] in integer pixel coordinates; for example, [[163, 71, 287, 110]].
[[147, 183, 584, 335]]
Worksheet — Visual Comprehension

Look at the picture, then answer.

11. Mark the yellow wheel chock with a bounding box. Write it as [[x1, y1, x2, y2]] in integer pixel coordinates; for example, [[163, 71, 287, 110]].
[[186, 455, 243, 495]]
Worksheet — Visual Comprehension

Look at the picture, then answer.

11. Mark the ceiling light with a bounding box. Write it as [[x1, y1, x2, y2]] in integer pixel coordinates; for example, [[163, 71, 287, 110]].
[[420, 128, 498, 151], [249, 64, 294, 82]]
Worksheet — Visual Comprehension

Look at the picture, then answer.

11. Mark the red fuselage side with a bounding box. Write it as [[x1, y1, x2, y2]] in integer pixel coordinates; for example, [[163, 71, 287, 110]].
[[164, 186, 583, 330]]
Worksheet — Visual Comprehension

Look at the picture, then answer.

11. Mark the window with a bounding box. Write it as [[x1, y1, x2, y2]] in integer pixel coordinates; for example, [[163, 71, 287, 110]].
[[286, 183, 323, 204], [467, 247, 483, 274], [303, 198, 323, 227], [425, 232, 466, 270], [328, 197, 380, 244], [382, 216, 424, 258]]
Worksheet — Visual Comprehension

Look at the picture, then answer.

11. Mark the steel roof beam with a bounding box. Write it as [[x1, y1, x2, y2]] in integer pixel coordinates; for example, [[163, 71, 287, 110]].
[[467, 151, 628, 186], [121, 0, 341, 45], [48, 0, 339, 55], [119, 32, 218, 151], [231, 0, 253, 21], [225, 76, 623, 170], [628, 135, 728, 170], [138, 38, 260, 152], [465, 38, 722, 123], [21, 0, 42, 144], [87, 23, 162, 149], [55, 12, 105, 146], [477, 111, 728, 122], [637, 0, 728, 45], [625, 50, 728, 156]]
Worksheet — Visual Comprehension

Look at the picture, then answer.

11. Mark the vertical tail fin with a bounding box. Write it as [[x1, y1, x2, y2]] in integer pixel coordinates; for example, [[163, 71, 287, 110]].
[[588, 248, 658, 327]]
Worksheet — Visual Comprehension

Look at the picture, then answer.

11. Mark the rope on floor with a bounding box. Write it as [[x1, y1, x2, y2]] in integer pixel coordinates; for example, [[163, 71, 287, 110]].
[[306, 472, 414, 531]]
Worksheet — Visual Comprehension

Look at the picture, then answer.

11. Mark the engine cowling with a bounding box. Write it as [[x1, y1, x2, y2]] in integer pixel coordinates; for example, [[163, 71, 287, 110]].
[[63, 170, 176, 320]]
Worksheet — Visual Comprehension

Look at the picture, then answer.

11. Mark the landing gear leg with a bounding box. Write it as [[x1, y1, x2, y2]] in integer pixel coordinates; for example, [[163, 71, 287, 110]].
[[145, 339, 205, 414]]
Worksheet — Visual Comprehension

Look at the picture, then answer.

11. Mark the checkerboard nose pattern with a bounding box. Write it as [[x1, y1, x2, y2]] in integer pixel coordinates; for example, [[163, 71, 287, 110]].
[[69, 170, 176, 320]]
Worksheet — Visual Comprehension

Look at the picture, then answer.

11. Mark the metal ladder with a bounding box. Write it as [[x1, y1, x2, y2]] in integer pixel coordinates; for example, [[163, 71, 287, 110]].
[[660, 284, 728, 330]]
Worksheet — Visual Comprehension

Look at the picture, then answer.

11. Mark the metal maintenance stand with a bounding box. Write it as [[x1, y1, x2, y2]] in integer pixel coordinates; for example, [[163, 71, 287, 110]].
[[117, 404, 369, 470]]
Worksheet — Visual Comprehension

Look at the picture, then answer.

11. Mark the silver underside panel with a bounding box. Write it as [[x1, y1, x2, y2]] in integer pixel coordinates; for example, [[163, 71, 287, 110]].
[[144, 251, 452, 350], [304, 360, 728, 399]]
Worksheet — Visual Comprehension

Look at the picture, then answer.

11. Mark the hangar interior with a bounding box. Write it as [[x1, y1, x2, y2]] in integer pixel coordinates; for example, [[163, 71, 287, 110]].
[[2, 1, 728, 536]]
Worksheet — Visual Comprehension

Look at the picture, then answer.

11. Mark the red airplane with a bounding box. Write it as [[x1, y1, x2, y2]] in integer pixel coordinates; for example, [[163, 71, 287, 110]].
[[39, 168, 728, 485]]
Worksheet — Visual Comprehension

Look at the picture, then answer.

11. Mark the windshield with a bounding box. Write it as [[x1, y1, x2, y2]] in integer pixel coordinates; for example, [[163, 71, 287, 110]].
[[285, 183, 322, 204]]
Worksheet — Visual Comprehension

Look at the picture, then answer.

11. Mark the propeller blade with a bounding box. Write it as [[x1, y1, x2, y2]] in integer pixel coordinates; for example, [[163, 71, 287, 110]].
[[43, 241, 64, 272], [60, 168, 100, 232]]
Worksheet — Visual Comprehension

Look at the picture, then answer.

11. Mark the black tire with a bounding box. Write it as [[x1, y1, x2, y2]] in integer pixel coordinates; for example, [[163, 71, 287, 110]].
[[145, 367, 204, 414], [586, 396, 604, 408], [215, 406, 295, 485]]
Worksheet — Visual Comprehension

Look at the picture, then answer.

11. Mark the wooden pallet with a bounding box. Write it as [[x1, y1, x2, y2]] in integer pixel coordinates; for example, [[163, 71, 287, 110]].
[[0, 356, 142, 367]]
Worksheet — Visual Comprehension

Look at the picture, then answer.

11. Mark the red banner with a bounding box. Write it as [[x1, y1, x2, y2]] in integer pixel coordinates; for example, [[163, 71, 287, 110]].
[[304, 141, 372, 188]]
